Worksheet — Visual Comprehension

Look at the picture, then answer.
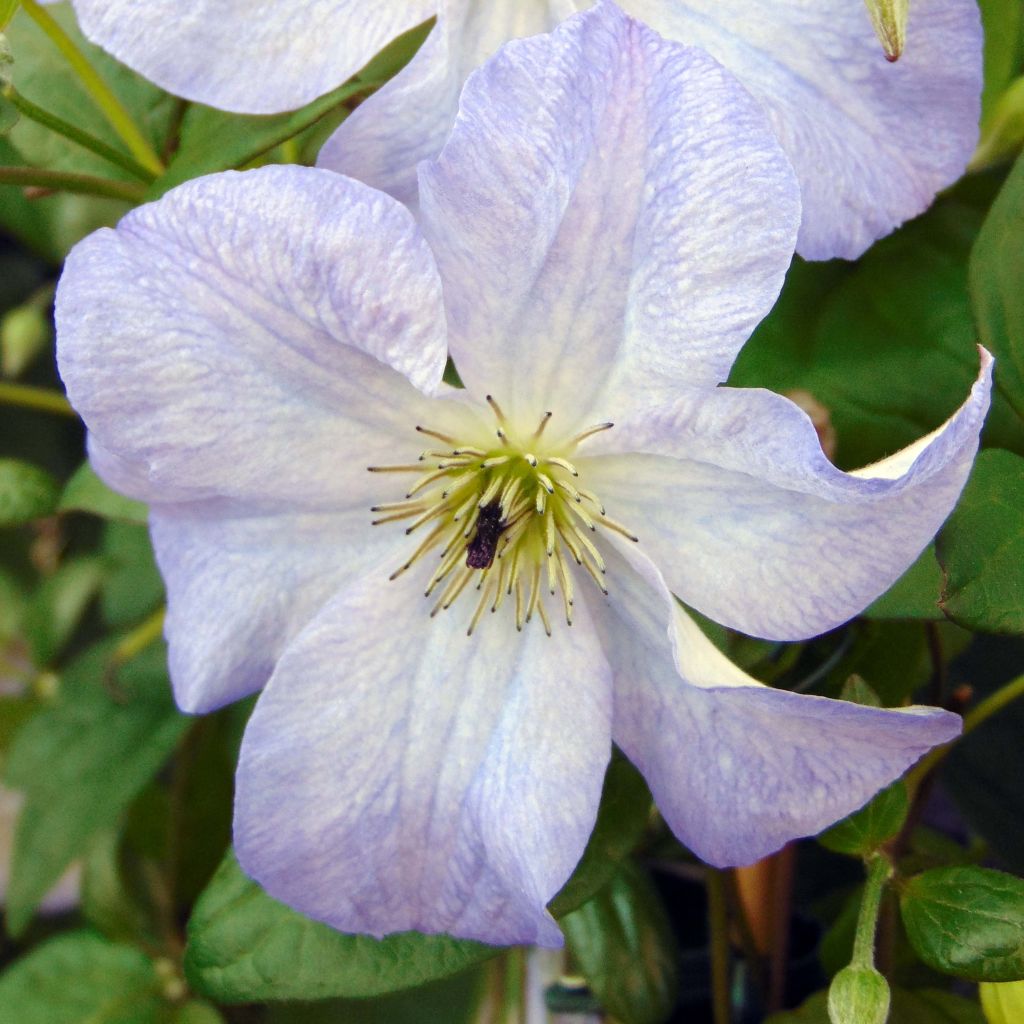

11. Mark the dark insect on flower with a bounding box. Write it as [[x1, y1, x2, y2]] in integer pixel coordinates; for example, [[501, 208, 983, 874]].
[[466, 502, 505, 569]]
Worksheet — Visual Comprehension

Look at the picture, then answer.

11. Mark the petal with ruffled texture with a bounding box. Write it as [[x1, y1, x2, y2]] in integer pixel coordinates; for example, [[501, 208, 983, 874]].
[[56, 164, 463, 512], [63, 0, 433, 114], [235, 557, 612, 945], [586, 545, 960, 866], [581, 351, 992, 641], [617, 0, 982, 259], [418, 2, 799, 427]]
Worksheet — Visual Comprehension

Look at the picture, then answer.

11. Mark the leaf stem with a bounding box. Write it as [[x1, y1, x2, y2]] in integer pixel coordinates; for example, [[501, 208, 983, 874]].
[[0, 164, 146, 201], [4, 85, 156, 182], [706, 868, 733, 1024], [18, 0, 164, 176], [907, 671, 1024, 794], [0, 380, 76, 417], [111, 607, 166, 666], [852, 854, 892, 968]]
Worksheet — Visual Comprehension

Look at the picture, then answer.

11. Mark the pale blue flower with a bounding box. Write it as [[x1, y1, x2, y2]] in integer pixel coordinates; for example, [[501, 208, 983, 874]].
[[54, 0, 982, 259], [56, 7, 989, 945]]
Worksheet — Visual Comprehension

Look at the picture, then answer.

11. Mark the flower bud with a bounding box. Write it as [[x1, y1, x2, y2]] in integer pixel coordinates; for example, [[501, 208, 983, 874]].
[[828, 965, 891, 1024], [863, 0, 909, 62]]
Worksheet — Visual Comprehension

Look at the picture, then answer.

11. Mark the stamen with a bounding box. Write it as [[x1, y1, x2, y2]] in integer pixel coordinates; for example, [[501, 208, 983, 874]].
[[416, 425, 459, 445], [598, 514, 640, 543], [373, 408, 637, 633], [468, 578, 495, 636], [526, 564, 541, 623], [536, 596, 553, 637], [486, 394, 507, 423], [533, 411, 553, 439], [566, 422, 614, 448], [545, 456, 578, 476], [389, 521, 448, 580]]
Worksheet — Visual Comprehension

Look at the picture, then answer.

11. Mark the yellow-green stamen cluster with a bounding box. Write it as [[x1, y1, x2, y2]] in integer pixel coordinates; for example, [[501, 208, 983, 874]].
[[368, 396, 638, 636]]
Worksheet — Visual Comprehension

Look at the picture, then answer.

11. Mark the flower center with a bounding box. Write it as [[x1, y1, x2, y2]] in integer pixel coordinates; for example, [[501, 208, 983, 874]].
[[368, 396, 638, 636]]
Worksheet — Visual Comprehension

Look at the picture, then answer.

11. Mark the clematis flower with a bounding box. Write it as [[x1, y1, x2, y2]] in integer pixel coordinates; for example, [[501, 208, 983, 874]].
[[55, 0, 982, 260], [56, 7, 990, 945]]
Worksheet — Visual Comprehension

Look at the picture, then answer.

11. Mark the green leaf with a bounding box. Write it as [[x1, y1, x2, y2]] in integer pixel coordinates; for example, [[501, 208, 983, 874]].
[[23, 555, 106, 665], [0, 1, 20, 31], [3, 639, 187, 936], [560, 862, 678, 1024], [0, 457, 58, 525], [171, 1002, 226, 1024], [0, 929, 163, 1024], [99, 522, 163, 627], [731, 208, 1024, 468], [980, 0, 1024, 123], [900, 866, 1024, 981], [548, 750, 650, 918], [839, 675, 883, 707], [151, 18, 432, 198], [936, 449, 1024, 633], [5, 5, 173, 180], [60, 462, 147, 523], [818, 781, 909, 856], [769, 987, 985, 1024], [970, 151, 1024, 422], [1, 297, 51, 377], [80, 830, 159, 948], [185, 851, 499, 1003], [864, 545, 944, 620], [0, 92, 17, 134]]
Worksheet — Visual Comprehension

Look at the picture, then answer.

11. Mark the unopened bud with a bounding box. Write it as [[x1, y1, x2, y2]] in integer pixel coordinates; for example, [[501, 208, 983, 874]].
[[864, 0, 909, 62], [828, 965, 890, 1024], [981, 980, 1024, 1024], [1, 303, 51, 377]]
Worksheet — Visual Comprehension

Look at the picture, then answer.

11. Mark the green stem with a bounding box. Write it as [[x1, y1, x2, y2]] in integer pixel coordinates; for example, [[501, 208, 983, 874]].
[[0, 164, 145, 201], [4, 85, 155, 182], [852, 854, 892, 968], [19, 0, 164, 176], [707, 868, 733, 1024], [0, 380, 76, 417], [907, 671, 1024, 794]]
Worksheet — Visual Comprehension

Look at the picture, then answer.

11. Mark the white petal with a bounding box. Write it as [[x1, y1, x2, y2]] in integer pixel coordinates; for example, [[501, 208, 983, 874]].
[[587, 545, 960, 866], [418, 2, 799, 427], [581, 351, 992, 640], [235, 555, 612, 945], [319, 0, 570, 206], [149, 506, 392, 714], [616, 0, 982, 259], [57, 165, 459, 511], [66, 0, 434, 113]]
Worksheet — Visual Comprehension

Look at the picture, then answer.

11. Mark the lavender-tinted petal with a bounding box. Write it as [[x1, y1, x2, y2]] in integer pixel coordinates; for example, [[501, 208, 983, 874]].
[[150, 506, 393, 714], [588, 545, 959, 866], [618, 0, 982, 259], [581, 352, 992, 641], [64, 0, 434, 114], [318, 0, 569, 206], [57, 165, 454, 511], [235, 557, 612, 945], [418, 2, 799, 426]]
